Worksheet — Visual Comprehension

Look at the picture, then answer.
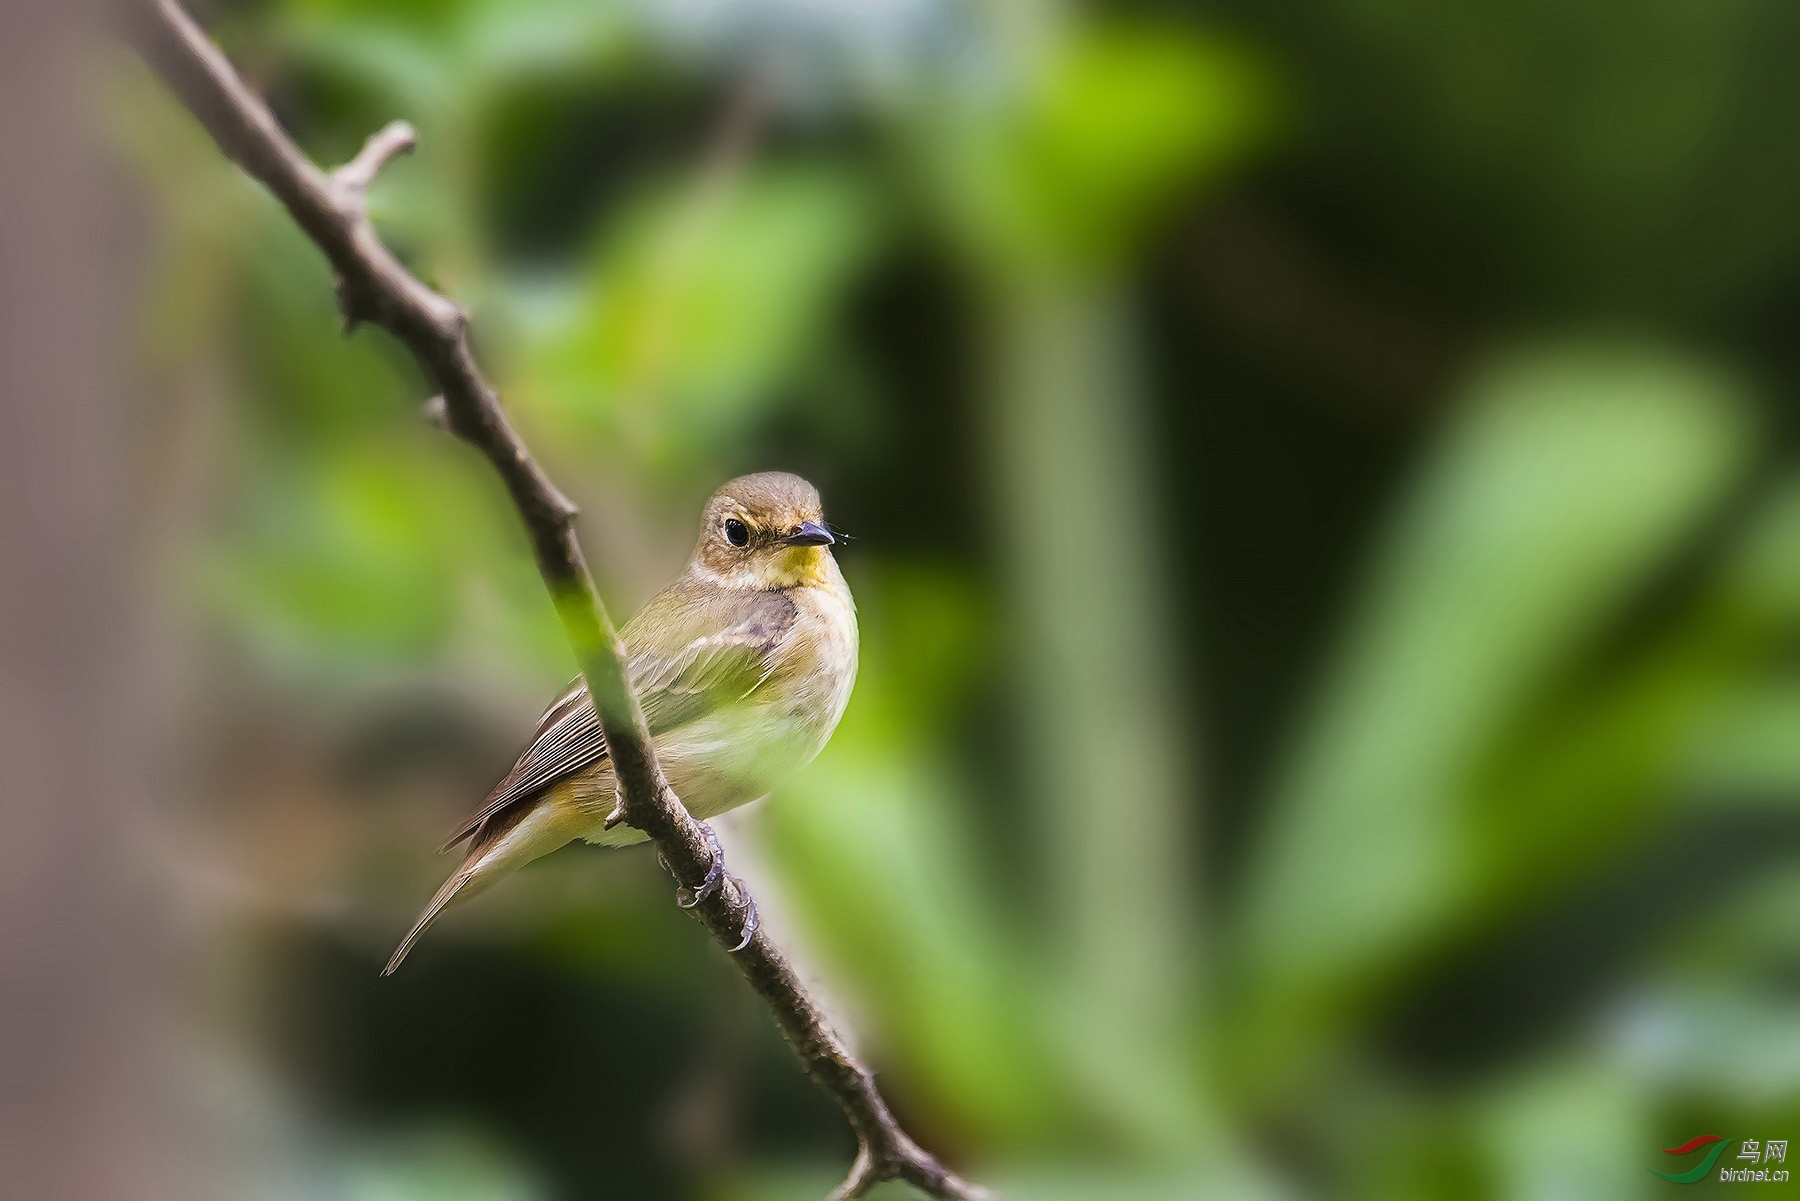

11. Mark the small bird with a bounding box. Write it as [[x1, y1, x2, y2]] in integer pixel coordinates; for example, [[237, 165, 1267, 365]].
[[384, 472, 857, 974]]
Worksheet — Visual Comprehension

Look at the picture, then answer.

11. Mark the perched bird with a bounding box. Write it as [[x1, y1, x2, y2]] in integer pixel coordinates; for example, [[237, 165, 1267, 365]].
[[384, 472, 857, 974]]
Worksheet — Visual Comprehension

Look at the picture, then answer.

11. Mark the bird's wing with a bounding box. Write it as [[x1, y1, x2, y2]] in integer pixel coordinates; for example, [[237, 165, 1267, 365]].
[[629, 586, 798, 733], [441, 587, 797, 850], [440, 678, 604, 850]]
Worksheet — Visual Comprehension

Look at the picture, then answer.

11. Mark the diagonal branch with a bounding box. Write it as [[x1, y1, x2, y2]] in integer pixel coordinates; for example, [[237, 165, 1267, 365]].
[[127, 2, 991, 1198]]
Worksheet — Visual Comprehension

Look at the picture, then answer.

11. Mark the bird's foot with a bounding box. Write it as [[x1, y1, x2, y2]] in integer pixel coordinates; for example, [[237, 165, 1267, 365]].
[[660, 823, 759, 952], [671, 823, 726, 909]]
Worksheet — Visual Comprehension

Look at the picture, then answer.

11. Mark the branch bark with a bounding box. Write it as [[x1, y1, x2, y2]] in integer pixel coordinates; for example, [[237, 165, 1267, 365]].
[[128, 3, 991, 1197]]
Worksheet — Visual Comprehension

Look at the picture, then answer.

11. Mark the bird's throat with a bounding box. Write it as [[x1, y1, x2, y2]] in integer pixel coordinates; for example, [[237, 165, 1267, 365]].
[[766, 545, 834, 589]]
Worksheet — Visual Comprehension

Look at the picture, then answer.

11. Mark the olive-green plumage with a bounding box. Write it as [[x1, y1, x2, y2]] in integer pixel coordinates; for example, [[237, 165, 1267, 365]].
[[384, 472, 857, 974]]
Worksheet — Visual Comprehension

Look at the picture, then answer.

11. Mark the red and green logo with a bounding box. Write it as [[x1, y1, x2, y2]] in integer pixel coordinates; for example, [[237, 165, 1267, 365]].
[[1651, 1135, 1733, 1183]]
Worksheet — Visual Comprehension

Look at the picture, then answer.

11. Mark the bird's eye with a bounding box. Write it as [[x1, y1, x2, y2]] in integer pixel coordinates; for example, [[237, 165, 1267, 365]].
[[724, 518, 749, 547]]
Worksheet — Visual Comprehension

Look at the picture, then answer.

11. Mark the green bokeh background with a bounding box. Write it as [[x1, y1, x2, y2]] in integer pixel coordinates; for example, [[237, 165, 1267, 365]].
[[119, 0, 1800, 1196]]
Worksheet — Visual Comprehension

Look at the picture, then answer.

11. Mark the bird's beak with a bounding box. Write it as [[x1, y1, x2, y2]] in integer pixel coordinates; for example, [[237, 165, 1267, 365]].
[[782, 520, 835, 547]]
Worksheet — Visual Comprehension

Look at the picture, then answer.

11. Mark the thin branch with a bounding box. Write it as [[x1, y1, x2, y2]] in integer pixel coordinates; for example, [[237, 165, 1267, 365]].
[[128, 3, 991, 1198]]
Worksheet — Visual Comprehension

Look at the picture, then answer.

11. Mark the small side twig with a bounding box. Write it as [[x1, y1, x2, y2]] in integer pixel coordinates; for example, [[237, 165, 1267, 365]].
[[128, 2, 991, 1198], [331, 118, 415, 199], [328, 119, 418, 333]]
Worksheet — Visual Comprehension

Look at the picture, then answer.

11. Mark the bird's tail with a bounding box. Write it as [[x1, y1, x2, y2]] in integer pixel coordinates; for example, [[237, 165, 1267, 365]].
[[382, 794, 581, 976], [382, 857, 482, 976]]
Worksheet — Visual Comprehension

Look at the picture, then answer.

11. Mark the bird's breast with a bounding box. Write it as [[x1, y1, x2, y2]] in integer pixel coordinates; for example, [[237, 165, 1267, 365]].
[[779, 572, 859, 743], [655, 573, 857, 816]]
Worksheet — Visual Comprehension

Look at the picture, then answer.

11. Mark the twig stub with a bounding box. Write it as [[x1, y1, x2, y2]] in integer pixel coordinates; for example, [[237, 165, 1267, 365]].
[[330, 119, 416, 202]]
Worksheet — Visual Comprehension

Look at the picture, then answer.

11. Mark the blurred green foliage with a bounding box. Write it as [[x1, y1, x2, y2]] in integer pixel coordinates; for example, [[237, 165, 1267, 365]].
[[120, 0, 1800, 1197]]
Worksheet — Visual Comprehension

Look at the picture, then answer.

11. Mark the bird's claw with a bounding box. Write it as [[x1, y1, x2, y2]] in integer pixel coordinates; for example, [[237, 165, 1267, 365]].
[[726, 886, 759, 953], [659, 823, 758, 951], [673, 823, 726, 909]]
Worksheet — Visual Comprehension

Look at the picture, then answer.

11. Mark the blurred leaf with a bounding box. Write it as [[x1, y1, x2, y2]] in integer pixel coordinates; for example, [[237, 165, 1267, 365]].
[[521, 161, 883, 463], [271, 14, 457, 116], [331, 1126, 546, 1201], [275, 0, 630, 106], [1338, 1103, 1493, 1201], [1457, 474, 1800, 913], [1477, 1059, 1646, 1201], [207, 440, 470, 665], [1679, 682, 1800, 801], [1670, 480, 1800, 801], [234, 212, 418, 447], [454, 0, 632, 80], [929, 21, 1275, 273], [983, 1163, 1288, 1201], [1232, 339, 1753, 1094]]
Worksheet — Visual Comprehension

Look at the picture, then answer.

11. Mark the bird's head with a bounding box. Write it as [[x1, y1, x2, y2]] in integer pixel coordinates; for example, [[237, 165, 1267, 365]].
[[692, 472, 838, 589]]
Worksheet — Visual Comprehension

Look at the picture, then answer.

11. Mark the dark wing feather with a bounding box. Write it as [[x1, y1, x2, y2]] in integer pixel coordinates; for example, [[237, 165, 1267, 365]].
[[442, 585, 797, 850], [440, 679, 605, 850]]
